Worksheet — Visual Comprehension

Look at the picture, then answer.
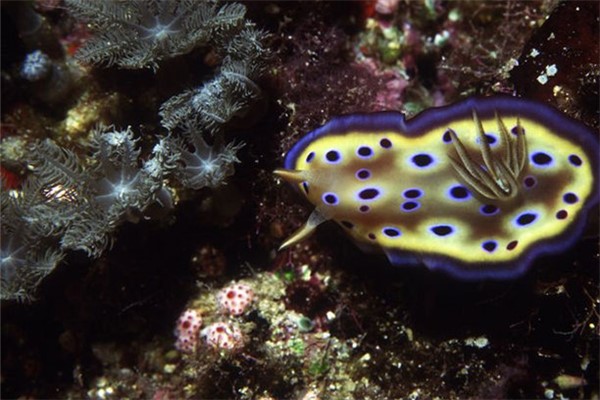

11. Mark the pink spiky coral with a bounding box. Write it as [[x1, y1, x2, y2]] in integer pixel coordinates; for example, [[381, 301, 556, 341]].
[[174, 309, 203, 353], [200, 321, 244, 351], [217, 282, 255, 316]]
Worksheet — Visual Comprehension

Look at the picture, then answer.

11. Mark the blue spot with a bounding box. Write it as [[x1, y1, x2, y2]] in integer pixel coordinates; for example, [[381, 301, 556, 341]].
[[514, 211, 538, 227], [511, 126, 525, 135], [306, 152, 315, 163], [411, 153, 434, 168], [442, 130, 452, 143], [448, 185, 471, 201], [359, 205, 370, 213], [357, 146, 373, 158], [531, 151, 553, 167], [523, 176, 536, 188], [568, 154, 582, 167], [401, 201, 420, 212], [355, 169, 371, 180], [430, 225, 454, 237], [476, 133, 497, 146], [480, 204, 499, 216], [563, 192, 579, 204], [380, 138, 392, 148], [325, 150, 341, 163], [403, 188, 423, 199], [382, 227, 401, 237], [482, 240, 497, 253], [322, 192, 339, 205], [357, 187, 381, 201]]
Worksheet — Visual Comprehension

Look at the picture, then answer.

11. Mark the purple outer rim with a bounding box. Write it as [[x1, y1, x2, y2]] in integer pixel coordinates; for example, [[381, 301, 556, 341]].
[[282, 95, 599, 281]]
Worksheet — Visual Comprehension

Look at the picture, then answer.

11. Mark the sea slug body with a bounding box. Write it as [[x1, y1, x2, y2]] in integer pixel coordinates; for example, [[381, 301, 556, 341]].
[[275, 96, 599, 280]]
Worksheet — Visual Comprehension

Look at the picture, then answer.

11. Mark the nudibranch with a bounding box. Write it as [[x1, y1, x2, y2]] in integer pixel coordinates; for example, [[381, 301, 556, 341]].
[[275, 96, 599, 280]]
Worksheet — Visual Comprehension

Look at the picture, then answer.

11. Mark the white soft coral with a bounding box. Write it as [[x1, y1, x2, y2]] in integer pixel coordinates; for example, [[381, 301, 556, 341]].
[[173, 128, 244, 189], [65, 0, 247, 70]]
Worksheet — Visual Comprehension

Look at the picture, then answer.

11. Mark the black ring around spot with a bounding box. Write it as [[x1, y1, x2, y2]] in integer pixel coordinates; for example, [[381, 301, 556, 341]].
[[442, 130, 452, 143], [568, 154, 582, 166], [356, 169, 371, 180], [532, 152, 552, 165], [563, 192, 579, 204], [480, 204, 498, 215], [401, 201, 419, 211], [482, 241, 497, 252], [403, 188, 422, 199], [412, 153, 433, 167], [516, 212, 537, 226], [323, 193, 338, 205], [450, 185, 469, 199], [357, 146, 373, 157], [359, 188, 380, 200], [431, 225, 453, 236], [326, 150, 340, 162], [383, 228, 401, 237]]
